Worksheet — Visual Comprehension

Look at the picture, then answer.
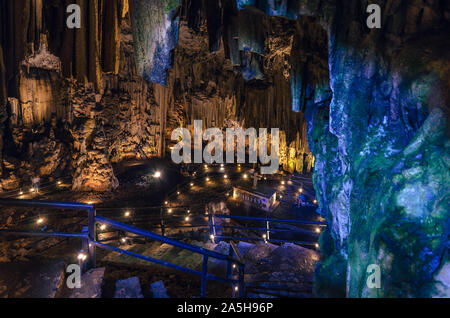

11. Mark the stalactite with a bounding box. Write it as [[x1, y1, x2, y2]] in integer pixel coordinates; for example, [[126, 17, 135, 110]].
[[102, 0, 121, 74], [74, 0, 88, 84], [18, 36, 63, 127], [205, 0, 223, 52], [222, 0, 240, 65], [237, 9, 266, 55], [88, 0, 103, 92], [59, 0, 76, 79], [132, 0, 181, 85]]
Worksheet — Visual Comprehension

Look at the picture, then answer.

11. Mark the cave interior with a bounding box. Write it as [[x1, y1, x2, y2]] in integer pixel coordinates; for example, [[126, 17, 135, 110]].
[[0, 0, 449, 299]]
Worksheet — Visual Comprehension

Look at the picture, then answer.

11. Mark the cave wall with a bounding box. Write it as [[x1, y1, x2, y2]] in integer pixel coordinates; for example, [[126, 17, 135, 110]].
[[234, 0, 449, 298], [132, 0, 322, 172], [0, 0, 319, 193]]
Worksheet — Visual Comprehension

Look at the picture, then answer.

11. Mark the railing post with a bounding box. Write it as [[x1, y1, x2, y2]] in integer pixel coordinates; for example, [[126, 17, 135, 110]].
[[226, 245, 234, 280], [208, 213, 215, 243], [201, 255, 209, 298], [160, 207, 166, 236], [266, 221, 270, 241], [87, 207, 96, 270], [238, 264, 245, 298], [81, 226, 89, 273]]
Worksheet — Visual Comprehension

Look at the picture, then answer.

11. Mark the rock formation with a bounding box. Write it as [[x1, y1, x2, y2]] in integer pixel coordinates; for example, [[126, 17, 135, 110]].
[[0, 0, 448, 298], [230, 0, 449, 298]]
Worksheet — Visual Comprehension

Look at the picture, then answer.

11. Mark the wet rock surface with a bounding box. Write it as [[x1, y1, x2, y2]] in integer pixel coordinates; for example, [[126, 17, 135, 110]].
[[150, 280, 170, 298], [65, 267, 106, 299], [114, 276, 144, 298]]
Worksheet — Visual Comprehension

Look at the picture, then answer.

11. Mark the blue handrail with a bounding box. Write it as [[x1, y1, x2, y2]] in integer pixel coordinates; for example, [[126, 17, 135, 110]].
[[0, 230, 88, 239], [0, 198, 94, 210], [209, 214, 327, 248], [95, 216, 243, 264], [213, 214, 328, 225], [0, 199, 245, 298]]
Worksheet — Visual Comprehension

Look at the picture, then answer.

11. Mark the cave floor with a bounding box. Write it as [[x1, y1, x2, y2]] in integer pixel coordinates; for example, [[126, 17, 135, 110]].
[[0, 159, 324, 298]]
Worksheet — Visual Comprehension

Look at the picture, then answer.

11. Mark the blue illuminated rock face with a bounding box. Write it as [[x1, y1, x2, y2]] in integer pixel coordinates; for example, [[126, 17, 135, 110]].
[[240, 0, 450, 298], [128, 0, 449, 297], [131, 0, 180, 85]]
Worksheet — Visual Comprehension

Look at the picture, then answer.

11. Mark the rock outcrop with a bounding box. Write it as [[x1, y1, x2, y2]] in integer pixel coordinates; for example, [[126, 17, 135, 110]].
[[232, 0, 449, 298]]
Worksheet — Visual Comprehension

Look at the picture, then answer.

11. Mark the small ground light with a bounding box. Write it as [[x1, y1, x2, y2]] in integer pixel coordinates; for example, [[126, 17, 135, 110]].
[[154, 171, 161, 178], [100, 224, 106, 231], [124, 211, 131, 217], [262, 234, 267, 242], [224, 174, 228, 179], [190, 183, 194, 187], [233, 264, 236, 269], [19, 191, 24, 195], [243, 174, 248, 179], [315, 228, 321, 233], [168, 209, 173, 213], [315, 243, 319, 249], [185, 216, 190, 222], [210, 234, 215, 240], [57, 181, 62, 185], [281, 181, 285, 185], [206, 177, 210, 181], [30, 188, 35, 193], [234, 286, 239, 292], [121, 238, 127, 243], [37, 218, 44, 224], [77, 253, 87, 261], [314, 199, 318, 204], [187, 210, 191, 213], [299, 188, 303, 193]]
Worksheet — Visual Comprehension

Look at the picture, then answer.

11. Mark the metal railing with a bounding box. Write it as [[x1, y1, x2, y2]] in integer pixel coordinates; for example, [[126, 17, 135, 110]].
[[209, 214, 327, 247], [0, 199, 245, 298]]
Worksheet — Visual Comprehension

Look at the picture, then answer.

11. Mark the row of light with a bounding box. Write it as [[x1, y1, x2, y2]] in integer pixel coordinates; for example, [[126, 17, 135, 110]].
[[296, 186, 318, 204], [18, 179, 67, 197]]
